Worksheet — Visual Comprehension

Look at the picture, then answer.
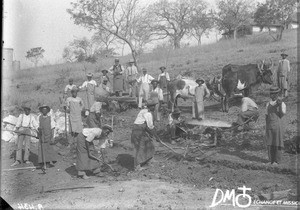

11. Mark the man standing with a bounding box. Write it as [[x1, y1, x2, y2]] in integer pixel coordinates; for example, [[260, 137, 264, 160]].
[[99, 70, 110, 85], [277, 53, 290, 97], [109, 58, 125, 96], [125, 59, 138, 98], [131, 100, 160, 171], [150, 80, 164, 121], [79, 73, 97, 115], [64, 78, 77, 99], [188, 78, 210, 120], [265, 87, 286, 165], [87, 98, 102, 128], [158, 66, 170, 102], [11, 105, 38, 166], [137, 68, 154, 108], [65, 87, 84, 142], [232, 96, 259, 134], [168, 108, 183, 144]]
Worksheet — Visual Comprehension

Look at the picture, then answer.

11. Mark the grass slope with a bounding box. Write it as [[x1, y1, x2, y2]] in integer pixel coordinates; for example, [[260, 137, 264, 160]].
[[2, 29, 297, 113]]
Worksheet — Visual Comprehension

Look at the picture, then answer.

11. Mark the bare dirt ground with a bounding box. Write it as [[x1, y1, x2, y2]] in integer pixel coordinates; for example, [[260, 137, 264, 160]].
[[1, 89, 299, 210]]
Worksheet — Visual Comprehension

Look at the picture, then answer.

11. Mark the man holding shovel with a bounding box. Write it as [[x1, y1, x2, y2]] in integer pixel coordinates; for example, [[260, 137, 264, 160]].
[[11, 105, 38, 166]]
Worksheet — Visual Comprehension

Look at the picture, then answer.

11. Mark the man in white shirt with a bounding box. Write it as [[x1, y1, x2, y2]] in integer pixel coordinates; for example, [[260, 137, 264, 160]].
[[125, 59, 138, 97], [131, 100, 160, 171], [277, 53, 291, 97], [87, 99, 102, 128], [137, 68, 154, 108], [11, 106, 39, 166], [150, 80, 164, 121], [79, 73, 97, 115], [232, 96, 259, 133], [158, 66, 170, 103], [64, 78, 77, 99]]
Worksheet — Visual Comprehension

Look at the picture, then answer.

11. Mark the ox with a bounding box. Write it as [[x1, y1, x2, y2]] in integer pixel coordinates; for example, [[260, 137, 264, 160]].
[[167, 77, 212, 110], [213, 60, 273, 112]]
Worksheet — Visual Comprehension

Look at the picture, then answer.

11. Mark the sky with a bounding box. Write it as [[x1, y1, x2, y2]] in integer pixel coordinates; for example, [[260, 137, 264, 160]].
[[3, 0, 263, 69]]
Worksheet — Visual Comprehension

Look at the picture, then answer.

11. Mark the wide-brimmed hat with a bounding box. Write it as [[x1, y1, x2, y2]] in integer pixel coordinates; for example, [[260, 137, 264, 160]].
[[21, 106, 31, 111], [115, 58, 120, 62], [159, 66, 166, 70], [280, 53, 288, 57], [71, 86, 79, 92], [146, 99, 158, 107], [86, 72, 93, 77], [39, 104, 50, 113], [196, 78, 205, 84], [151, 79, 159, 85], [129, 59, 134, 63], [172, 108, 181, 115], [270, 86, 281, 94], [102, 69, 108, 73], [102, 124, 113, 133], [142, 68, 147, 72]]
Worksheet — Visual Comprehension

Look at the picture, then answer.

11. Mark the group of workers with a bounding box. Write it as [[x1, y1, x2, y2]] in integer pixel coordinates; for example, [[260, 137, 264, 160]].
[[10, 53, 290, 178]]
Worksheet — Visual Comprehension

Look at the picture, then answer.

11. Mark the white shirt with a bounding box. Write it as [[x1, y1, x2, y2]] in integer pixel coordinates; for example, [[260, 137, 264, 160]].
[[125, 66, 138, 78], [82, 128, 102, 142], [158, 72, 170, 81], [137, 74, 154, 84], [15, 114, 38, 129], [37, 115, 56, 129], [153, 87, 164, 101], [266, 100, 286, 114], [241, 97, 258, 112], [90, 102, 102, 113], [79, 80, 97, 89], [64, 84, 77, 93], [134, 109, 154, 129]]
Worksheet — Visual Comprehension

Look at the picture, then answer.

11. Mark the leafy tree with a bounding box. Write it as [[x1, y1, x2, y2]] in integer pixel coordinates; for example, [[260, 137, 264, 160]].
[[25, 47, 45, 67], [67, 0, 152, 68], [215, 0, 254, 40], [254, 0, 297, 41]]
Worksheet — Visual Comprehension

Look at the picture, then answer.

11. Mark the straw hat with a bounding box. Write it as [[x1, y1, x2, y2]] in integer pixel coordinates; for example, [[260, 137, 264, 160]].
[[280, 53, 288, 57], [39, 104, 50, 113], [159, 66, 166, 70], [196, 78, 205, 84], [151, 79, 159, 85], [86, 72, 93, 77], [101, 69, 108, 74], [71, 86, 79, 92]]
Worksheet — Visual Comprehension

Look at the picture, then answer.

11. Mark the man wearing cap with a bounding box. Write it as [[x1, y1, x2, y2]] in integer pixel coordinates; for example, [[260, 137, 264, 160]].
[[265, 87, 286, 165], [99, 70, 110, 85], [65, 87, 84, 141], [137, 68, 154, 108], [158, 66, 170, 102], [37, 105, 58, 169], [11, 105, 39, 166], [109, 58, 125, 96], [150, 80, 164, 121], [76, 125, 113, 179], [79, 73, 97, 115], [232, 96, 259, 134], [124, 59, 138, 97], [188, 78, 210, 120], [277, 53, 290, 97], [64, 78, 77, 99], [131, 99, 160, 171]]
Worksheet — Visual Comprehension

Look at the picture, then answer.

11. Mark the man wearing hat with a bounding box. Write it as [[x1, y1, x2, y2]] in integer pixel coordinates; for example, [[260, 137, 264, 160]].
[[11, 105, 39, 166], [109, 58, 125, 96], [79, 73, 98, 115], [99, 69, 110, 85], [188, 78, 210, 120], [167, 108, 184, 144], [137, 68, 155, 108], [150, 79, 164, 121], [124, 59, 138, 97], [65, 86, 84, 141], [158, 66, 170, 102], [76, 124, 113, 179], [131, 99, 160, 171], [265, 87, 286, 165], [37, 105, 58, 169], [277, 53, 290, 97], [64, 78, 77, 100]]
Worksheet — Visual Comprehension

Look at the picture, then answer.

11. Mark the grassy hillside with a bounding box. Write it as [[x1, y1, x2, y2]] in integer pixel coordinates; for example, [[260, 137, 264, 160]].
[[2, 29, 297, 113]]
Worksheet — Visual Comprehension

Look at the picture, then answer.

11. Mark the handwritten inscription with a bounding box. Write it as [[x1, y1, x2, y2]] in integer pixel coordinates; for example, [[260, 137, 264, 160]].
[[17, 203, 43, 210]]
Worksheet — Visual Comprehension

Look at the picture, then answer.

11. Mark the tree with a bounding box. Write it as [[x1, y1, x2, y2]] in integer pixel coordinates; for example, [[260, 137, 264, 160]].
[[254, 0, 297, 41], [146, 0, 197, 49], [25, 47, 45, 67], [67, 0, 153, 68], [215, 0, 254, 40]]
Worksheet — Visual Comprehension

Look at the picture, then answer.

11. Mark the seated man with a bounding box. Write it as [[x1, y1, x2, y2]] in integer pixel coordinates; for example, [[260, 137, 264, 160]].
[[232, 96, 259, 134], [167, 108, 184, 144]]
